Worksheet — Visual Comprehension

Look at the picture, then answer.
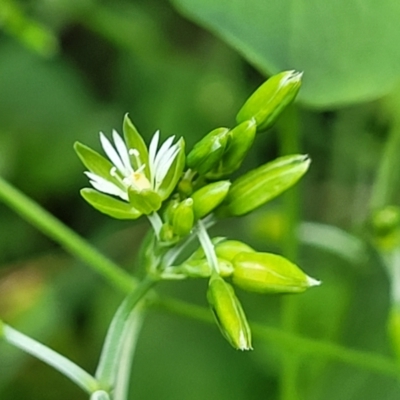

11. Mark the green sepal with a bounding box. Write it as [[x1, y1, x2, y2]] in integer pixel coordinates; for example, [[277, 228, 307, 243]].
[[122, 114, 150, 176], [221, 154, 310, 216], [215, 240, 255, 262], [187, 128, 229, 175], [178, 257, 233, 278], [207, 275, 252, 350], [158, 137, 186, 200], [74, 142, 124, 191], [172, 198, 195, 237], [191, 181, 231, 219], [232, 252, 320, 294], [206, 120, 257, 179], [236, 70, 302, 132], [81, 188, 142, 220], [127, 187, 162, 215]]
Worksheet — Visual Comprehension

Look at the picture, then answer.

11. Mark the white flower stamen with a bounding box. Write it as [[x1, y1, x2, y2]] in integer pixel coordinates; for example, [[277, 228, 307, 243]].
[[85, 129, 181, 202]]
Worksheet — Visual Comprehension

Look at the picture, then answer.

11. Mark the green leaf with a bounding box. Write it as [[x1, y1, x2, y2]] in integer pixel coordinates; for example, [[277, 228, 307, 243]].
[[171, 0, 400, 108], [81, 189, 142, 220]]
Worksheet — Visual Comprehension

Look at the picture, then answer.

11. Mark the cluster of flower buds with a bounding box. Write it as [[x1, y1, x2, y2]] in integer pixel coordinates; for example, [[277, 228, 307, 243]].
[[176, 238, 320, 350], [75, 70, 320, 350]]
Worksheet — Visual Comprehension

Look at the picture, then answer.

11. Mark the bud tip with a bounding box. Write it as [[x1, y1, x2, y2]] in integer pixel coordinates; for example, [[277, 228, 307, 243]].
[[307, 276, 322, 287]]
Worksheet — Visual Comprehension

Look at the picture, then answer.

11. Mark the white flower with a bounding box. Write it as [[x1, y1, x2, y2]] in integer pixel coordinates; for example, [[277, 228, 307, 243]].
[[85, 130, 181, 202]]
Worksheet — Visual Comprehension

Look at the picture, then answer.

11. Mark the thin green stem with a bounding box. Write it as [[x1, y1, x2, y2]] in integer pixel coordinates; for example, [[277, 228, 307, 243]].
[[95, 275, 156, 390], [147, 212, 163, 239], [0, 176, 134, 293], [196, 219, 219, 274], [370, 117, 400, 210], [2, 324, 101, 394], [156, 296, 400, 378], [277, 105, 302, 399], [113, 311, 145, 400]]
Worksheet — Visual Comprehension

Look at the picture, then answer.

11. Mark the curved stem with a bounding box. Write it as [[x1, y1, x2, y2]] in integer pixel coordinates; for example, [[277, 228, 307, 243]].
[[2, 324, 101, 394], [95, 275, 157, 391], [155, 296, 400, 378], [277, 105, 301, 399], [370, 117, 400, 210], [0, 176, 134, 293]]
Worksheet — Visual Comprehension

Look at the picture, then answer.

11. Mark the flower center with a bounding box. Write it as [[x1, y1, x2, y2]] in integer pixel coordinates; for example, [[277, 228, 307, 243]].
[[130, 171, 151, 191]]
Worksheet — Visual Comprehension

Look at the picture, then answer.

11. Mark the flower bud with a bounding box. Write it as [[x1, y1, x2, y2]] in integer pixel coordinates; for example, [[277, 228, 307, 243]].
[[220, 154, 310, 216], [192, 181, 231, 219], [80, 188, 141, 220], [215, 240, 255, 261], [187, 128, 229, 175], [232, 252, 320, 294], [159, 223, 176, 243], [236, 70, 302, 132], [128, 187, 162, 215], [369, 206, 400, 251], [207, 275, 252, 350], [179, 258, 234, 278], [171, 198, 195, 237], [206, 120, 257, 179]]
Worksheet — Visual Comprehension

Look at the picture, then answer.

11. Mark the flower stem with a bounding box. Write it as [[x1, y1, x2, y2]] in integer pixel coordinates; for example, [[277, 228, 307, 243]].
[[95, 275, 157, 392], [147, 212, 163, 238], [0, 176, 134, 293], [196, 219, 219, 274], [155, 296, 400, 378], [1, 324, 101, 394], [277, 106, 301, 400]]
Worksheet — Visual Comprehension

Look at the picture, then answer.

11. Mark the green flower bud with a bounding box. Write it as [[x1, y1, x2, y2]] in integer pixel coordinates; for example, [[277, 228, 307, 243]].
[[192, 181, 231, 219], [369, 206, 400, 251], [159, 223, 176, 243], [236, 70, 303, 132], [172, 198, 195, 237], [221, 154, 310, 216], [207, 120, 257, 179], [187, 128, 229, 175], [179, 257, 234, 278], [232, 252, 320, 294], [215, 240, 255, 262], [80, 188, 141, 220], [128, 187, 162, 215], [207, 275, 252, 350]]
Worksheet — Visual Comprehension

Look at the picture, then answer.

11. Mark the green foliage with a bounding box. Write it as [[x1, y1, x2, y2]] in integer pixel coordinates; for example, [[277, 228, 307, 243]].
[[171, 0, 400, 108], [1, 1, 400, 399]]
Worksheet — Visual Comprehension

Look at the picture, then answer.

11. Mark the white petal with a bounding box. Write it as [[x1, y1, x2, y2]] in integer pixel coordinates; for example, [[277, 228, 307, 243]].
[[148, 130, 160, 184], [86, 172, 128, 201], [112, 130, 133, 174], [154, 144, 180, 190], [100, 132, 126, 174], [155, 135, 175, 165]]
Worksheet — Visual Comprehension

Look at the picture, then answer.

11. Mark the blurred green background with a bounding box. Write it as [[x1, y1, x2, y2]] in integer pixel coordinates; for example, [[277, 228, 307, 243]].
[[1, 0, 400, 399]]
